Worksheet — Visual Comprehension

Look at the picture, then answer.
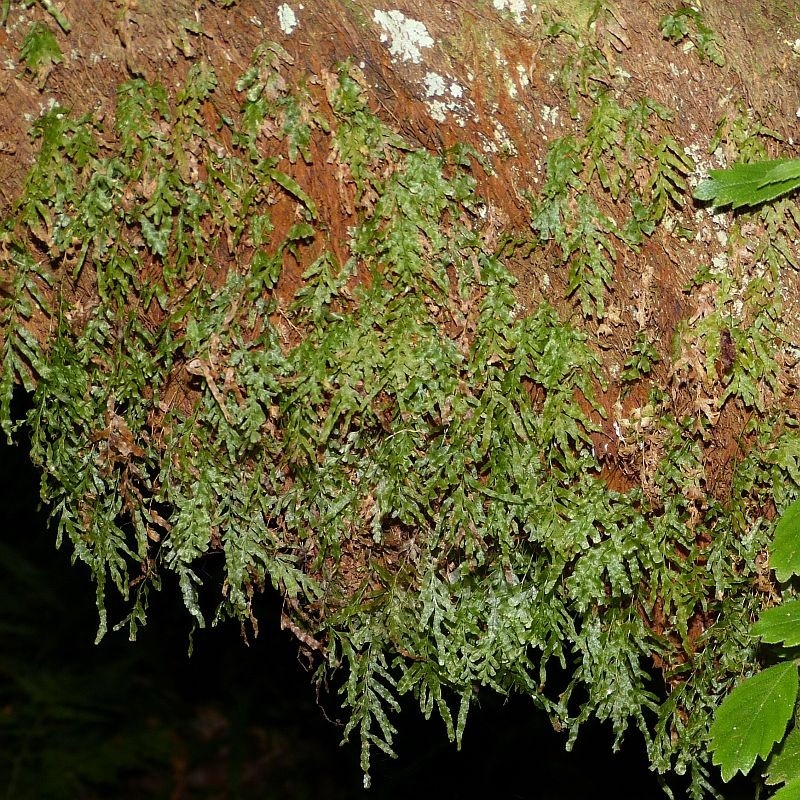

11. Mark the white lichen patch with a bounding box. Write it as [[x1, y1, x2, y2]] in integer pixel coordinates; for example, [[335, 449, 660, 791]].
[[711, 252, 728, 273], [422, 71, 467, 125], [373, 9, 434, 64], [492, 119, 518, 156], [425, 97, 468, 126], [423, 71, 446, 96], [686, 141, 726, 199], [541, 104, 558, 126], [493, 48, 519, 99], [277, 4, 299, 35], [426, 100, 449, 123], [492, 0, 530, 25]]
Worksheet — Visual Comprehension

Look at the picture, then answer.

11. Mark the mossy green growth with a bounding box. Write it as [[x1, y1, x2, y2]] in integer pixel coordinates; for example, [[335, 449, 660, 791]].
[[659, 5, 725, 66], [18, 20, 62, 85], [0, 41, 797, 799]]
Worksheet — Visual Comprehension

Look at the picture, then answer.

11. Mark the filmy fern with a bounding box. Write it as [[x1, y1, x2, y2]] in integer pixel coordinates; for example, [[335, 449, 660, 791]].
[[0, 33, 794, 800]]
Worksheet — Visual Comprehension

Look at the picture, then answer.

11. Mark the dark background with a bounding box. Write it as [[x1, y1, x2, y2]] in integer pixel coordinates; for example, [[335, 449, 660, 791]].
[[0, 393, 752, 799]]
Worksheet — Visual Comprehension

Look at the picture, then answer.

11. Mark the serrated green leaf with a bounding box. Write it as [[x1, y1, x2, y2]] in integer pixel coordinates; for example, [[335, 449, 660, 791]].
[[760, 159, 800, 186], [694, 160, 800, 210], [752, 599, 800, 647], [772, 498, 800, 582], [709, 662, 798, 782], [767, 726, 800, 786]]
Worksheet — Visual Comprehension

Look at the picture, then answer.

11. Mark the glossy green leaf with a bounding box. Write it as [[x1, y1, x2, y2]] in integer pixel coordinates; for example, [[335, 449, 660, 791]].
[[772, 498, 800, 582], [752, 599, 800, 647], [762, 160, 800, 185], [694, 158, 800, 210], [773, 779, 800, 800], [709, 662, 798, 782]]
